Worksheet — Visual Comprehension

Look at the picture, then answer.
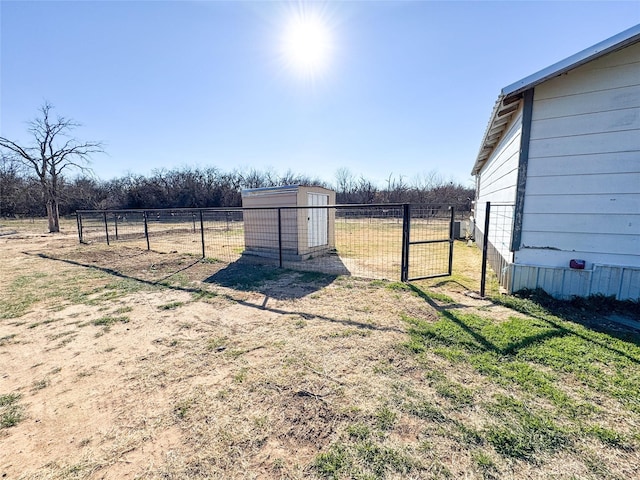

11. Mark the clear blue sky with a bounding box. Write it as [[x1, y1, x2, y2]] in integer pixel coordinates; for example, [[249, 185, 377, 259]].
[[1, 1, 639, 188]]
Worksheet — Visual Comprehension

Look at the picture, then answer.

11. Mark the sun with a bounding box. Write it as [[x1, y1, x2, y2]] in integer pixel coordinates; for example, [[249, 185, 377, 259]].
[[281, 11, 333, 79]]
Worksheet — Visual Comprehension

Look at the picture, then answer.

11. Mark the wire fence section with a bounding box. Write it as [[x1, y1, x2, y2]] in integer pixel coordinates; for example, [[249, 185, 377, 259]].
[[474, 202, 515, 296], [407, 205, 456, 281], [333, 205, 404, 279], [77, 204, 466, 281], [78, 209, 244, 264]]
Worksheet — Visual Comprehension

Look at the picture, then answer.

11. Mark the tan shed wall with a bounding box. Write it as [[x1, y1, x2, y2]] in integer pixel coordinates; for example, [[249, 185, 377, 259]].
[[242, 186, 335, 260], [243, 189, 299, 253]]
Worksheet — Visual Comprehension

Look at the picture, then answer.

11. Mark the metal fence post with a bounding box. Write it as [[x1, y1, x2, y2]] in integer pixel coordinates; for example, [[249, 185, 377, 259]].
[[76, 213, 83, 244], [480, 202, 491, 297], [401, 204, 410, 282], [114, 213, 119, 240], [448, 206, 455, 276], [277, 208, 283, 268], [199, 210, 205, 258], [103, 212, 110, 246], [143, 211, 150, 251]]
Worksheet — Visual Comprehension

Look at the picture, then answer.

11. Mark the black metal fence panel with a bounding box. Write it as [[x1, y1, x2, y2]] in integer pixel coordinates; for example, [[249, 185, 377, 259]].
[[475, 202, 515, 296], [332, 205, 405, 279], [201, 210, 245, 264], [407, 205, 455, 280], [77, 204, 468, 282]]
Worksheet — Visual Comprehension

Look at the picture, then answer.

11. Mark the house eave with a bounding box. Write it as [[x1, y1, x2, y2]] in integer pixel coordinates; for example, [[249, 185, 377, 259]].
[[471, 94, 522, 176]]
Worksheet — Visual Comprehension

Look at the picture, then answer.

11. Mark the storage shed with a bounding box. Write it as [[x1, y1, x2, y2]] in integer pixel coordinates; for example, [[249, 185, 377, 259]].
[[472, 25, 640, 300], [241, 185, 336, 261]]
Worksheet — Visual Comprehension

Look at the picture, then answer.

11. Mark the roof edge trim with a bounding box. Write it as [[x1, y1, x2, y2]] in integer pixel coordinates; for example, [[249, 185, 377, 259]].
[[502, 23, 640, 98], [472, 24, 640, 177]]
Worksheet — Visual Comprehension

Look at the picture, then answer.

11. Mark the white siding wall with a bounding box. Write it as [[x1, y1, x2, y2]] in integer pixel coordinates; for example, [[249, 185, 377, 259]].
[[475, 106, 522, 261], [517, 42, 640, 268]]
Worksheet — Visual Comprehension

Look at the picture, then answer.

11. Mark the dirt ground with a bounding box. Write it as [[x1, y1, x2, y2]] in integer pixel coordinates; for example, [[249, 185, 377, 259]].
[[2, 224, 637, 480], [0, 227, 449, 479]]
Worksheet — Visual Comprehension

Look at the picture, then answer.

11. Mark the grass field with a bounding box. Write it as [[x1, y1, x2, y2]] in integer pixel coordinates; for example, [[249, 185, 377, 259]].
[[1, 218, 639, 479]]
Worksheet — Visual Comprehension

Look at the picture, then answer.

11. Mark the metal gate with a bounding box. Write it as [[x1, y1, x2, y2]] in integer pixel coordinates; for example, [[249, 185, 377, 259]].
[[401, 205, 454, 281]]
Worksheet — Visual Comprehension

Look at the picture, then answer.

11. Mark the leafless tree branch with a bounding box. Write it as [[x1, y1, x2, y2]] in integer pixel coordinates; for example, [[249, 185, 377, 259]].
[[0, 102, 104, 231]]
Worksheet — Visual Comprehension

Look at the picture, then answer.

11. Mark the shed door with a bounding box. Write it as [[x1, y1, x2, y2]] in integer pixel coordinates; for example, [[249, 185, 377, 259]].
[[308, 193, 329, 247]]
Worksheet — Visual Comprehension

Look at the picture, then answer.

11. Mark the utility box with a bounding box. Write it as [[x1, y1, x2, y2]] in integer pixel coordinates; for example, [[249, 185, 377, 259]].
[[453, 220, 471, 240], [241, 185, 336, 261]]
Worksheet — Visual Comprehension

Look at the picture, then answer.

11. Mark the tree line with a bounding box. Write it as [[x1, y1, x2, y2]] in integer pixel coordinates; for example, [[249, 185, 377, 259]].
[[0, 103, 473, 231], [1, 159, 473, 216]]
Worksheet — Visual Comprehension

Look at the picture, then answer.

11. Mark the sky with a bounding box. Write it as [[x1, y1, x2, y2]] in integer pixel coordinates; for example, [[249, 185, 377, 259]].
[[1, 1, 639, 189]]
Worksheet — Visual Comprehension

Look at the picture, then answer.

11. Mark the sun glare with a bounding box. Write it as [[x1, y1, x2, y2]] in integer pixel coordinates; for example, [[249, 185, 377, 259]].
[[281, 11, 333, 79]]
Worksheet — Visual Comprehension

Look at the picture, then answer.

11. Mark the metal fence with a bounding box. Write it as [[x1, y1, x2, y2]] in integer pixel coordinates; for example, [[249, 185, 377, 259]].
[[474, 202, 516, 296], [77, 204, 469, 282]]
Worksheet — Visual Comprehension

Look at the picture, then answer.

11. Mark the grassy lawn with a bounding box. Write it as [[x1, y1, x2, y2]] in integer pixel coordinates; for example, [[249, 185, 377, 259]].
[[309, 283, 640, 479]]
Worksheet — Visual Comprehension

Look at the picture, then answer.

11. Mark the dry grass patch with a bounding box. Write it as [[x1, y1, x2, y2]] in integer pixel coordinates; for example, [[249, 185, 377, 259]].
[[1, 224, 639, 479], [0, 393, 24, 429]]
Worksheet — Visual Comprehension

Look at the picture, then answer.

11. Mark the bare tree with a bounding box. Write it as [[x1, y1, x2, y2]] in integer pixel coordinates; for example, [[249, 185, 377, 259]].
[[335, 167, 354, 198], [0, 154, 22, 217], [385, 173, 409, 203], [0, 102, 103, 232]]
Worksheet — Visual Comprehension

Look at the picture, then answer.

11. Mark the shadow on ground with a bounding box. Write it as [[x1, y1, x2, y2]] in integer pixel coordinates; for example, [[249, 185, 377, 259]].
[[408, 282, 640, 364], [29, 250, 404, 333], [204, 259, 339, 300]]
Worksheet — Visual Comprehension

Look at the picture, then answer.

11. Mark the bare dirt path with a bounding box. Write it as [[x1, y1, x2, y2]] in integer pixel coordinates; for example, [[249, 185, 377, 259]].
[[1, 229, 438, 479]]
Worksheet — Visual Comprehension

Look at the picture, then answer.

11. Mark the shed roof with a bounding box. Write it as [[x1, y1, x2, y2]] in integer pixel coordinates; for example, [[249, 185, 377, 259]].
[[241, 185, 299, 197], [241, 185, 334, 197], [471, 24, 640, 175]]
